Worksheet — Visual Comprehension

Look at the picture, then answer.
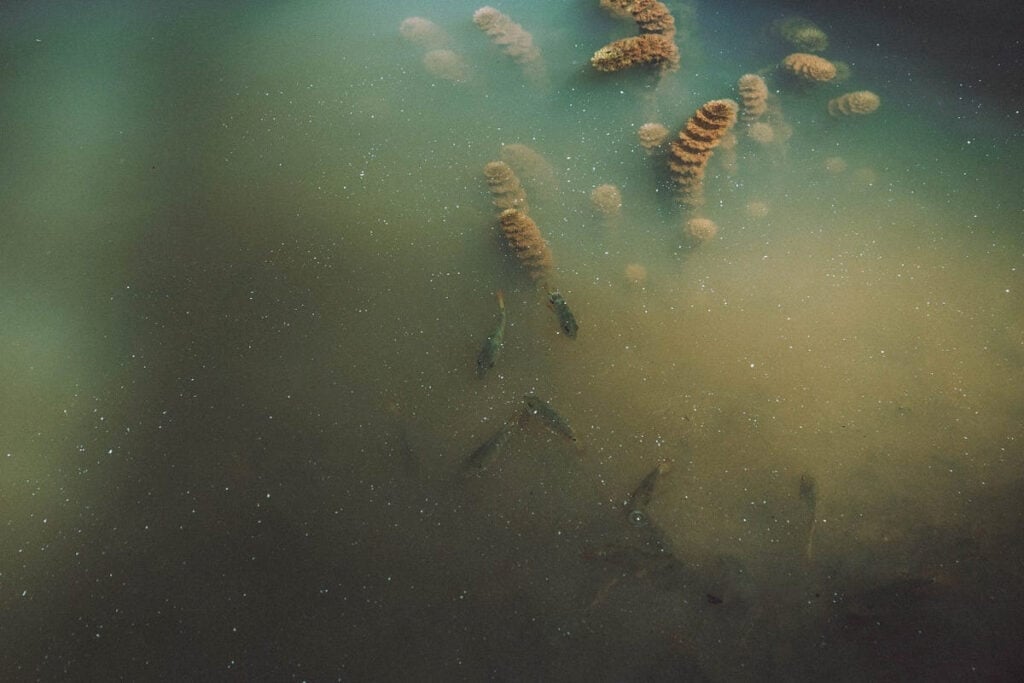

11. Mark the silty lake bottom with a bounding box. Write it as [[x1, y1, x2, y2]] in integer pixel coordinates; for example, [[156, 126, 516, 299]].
[[1, 0, 1022, 679]]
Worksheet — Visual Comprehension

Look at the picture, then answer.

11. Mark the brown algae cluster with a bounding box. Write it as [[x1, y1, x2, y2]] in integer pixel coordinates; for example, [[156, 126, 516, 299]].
[[473, 6, 547, 86], [781, 52, 837, 82], [498, 209, 554, 284], [637, 122, 670, 152], [667, 99, 739, 209], [737, 74, 769, 120], [483, 161, 528, 212], [591, 0, 679, 73], [828, 90, 881, 116], [772, 17, 829, 52], [590, 184, 623, 216]]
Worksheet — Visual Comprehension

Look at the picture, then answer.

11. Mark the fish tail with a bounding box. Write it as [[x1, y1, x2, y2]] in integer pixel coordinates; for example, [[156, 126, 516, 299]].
[[805, 518, 817, 560]]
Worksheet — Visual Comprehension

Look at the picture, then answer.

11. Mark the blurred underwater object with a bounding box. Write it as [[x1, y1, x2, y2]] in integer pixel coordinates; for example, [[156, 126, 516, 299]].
[[781, 52, 837, 83], [840, 574, 941, 625], [582, 542, 689, 605], [590, 184, 623, 217], [737, 73, 769, 121], [463, 420, 517, 472], [637, 122, 669, 152], [422, 49, 470, 83], [684, 217, 718, 244], [850, 167, 880, 188], [831, 60, 853, 82], [599, 0, 634, 20], [824, 156, 848, 174], [400, 17, 470, 83], [771, 16, 829, 52], [828, 90, 881, 117], [398, 16, 448, 50], [717, 130, 738, 175], [624, 263, 648, 286], [799, 473, 818, 560], [499, 143, 558, 192], [745, 201, 770, 219], [473, 6, 548, 87], [382, 407, 420, 478], [747, 121, 775, 144], [484, 161, 528, 212]]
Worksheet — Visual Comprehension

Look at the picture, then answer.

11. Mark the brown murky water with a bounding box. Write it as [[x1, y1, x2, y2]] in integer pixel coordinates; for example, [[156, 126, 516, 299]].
[[1, 1, 1021, 680]]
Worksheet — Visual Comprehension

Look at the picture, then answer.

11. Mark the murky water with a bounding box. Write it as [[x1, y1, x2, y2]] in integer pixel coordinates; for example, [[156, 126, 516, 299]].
[[2, 1, 1022, 680]]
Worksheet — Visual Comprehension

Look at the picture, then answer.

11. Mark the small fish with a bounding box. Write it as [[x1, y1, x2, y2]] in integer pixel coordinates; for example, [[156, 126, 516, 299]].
[[522, 394, 577, 442], [582, 542, 687, 604], [799, 473, 817, 510], [392, 422, 419, 476], [475, 290, 507, 378], [463, 421, 515, 471], [582, 542, 670, 568], [799, 473, 818, 560], [547, 291, 578, 339], [625, 460, 672, 526]]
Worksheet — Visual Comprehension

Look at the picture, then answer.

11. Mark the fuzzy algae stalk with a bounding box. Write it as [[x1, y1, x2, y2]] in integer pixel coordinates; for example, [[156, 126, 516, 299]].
[[591, 0, 679, 73], [498, 209, 554, 286], [667, 99, 738, 210], [591, 33, 678, 72]]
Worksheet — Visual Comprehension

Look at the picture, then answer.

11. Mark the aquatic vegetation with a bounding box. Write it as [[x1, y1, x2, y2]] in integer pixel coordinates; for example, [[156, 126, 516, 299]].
[[591, 33, 678, 72], [624, 262, 648, 286], [737, 73, 769, 121], [772, 16, 829, 52], [590, 184, 622, 216], [637, 122, 669, 152], [473, 6, 547, 87], [591, 0, 679, 72], [781, 52, 837, 82], [483, 161, 528, 213], [684, 217, 718, 243], [498, 209, 554, 284], [828, 90, 882, 117], [667, 99, 739, 209]]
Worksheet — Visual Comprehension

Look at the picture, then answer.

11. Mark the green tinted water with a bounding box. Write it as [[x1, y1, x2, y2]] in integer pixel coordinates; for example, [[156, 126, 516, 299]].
[[2, 1, 1021, 679]]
